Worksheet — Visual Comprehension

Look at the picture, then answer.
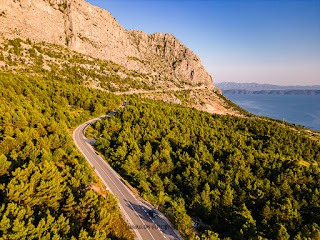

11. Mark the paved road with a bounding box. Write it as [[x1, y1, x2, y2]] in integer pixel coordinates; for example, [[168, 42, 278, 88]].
[[113, 86, 210, 95], [73, 102, 181, 240]]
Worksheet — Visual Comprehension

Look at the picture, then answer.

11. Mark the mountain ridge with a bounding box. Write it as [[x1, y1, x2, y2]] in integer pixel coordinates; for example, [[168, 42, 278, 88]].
[[215, 82, 320, 91], [223, 89, 320, 95]]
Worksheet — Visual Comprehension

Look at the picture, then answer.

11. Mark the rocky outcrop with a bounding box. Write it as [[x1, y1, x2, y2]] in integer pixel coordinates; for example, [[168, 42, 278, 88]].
[[128, 31, 212, 86], [0, 0, 213, 88]]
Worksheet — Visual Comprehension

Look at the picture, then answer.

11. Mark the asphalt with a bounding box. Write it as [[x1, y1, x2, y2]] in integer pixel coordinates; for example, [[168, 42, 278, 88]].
[[73, 102, 181, 240]]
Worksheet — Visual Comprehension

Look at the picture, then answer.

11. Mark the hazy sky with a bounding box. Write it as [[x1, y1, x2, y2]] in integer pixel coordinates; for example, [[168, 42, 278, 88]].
[[87, 0, 320, 86]]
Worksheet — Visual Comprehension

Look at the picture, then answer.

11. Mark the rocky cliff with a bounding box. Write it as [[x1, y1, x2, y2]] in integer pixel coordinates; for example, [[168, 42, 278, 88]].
[[0, 0, 213, 88]]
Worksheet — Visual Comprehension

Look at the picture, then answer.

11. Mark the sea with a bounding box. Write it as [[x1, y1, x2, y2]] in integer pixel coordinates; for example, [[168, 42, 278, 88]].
[[224, 94, 320, 131]]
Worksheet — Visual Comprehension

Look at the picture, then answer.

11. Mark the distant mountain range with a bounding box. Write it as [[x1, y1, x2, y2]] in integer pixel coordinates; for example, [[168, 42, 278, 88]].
[[222, 89, 320, 95], [215, 82, 320, 95]]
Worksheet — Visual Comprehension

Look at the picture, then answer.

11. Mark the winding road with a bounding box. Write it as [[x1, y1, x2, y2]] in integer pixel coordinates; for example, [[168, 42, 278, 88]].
[[73, 101, 182, 240], [113, 86, 210, 95]]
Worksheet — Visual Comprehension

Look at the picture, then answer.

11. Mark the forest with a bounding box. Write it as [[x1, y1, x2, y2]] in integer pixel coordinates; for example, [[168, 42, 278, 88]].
[[1, 37, 320, 240], [0, 70, 134, 239], [89, 97, 320, 240]]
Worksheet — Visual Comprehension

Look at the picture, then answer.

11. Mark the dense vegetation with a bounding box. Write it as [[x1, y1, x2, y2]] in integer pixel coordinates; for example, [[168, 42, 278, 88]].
[[90, 97, 320, 239], [2, 37, 320, 240], [0, 70, 134, 239]]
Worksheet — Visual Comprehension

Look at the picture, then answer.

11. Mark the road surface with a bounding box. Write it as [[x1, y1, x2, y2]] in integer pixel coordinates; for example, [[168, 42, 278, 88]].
[[73, 101, 181, 240], [113, 86, 211, 95]]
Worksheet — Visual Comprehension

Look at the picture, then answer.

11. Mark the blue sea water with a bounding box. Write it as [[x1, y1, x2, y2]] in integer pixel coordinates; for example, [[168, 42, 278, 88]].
[[224, 94, 320, 131]]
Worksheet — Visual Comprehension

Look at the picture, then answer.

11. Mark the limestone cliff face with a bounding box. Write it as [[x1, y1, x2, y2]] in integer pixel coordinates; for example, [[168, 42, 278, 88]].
[[0, 0, 138, 62], [128, 30, 213, 86], [0, 0, 213, 87]]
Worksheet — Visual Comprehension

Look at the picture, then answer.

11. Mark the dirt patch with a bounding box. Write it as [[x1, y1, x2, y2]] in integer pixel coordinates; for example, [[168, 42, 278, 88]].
[[141, 88, 244, 116]]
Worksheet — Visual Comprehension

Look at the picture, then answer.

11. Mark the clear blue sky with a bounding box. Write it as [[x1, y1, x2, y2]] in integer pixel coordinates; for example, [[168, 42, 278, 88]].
[[87, 0, 320, 85]]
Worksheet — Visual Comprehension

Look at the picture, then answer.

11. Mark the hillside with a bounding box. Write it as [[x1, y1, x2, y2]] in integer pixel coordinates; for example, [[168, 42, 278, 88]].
[[0, 37, 242, 116], [0, 0, 212, 88]]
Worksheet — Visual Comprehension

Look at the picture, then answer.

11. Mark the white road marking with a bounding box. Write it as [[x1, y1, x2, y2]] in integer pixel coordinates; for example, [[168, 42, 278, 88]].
[[74, 129, 144, 240], [73, 103, 180, 240], [75, 126, 156, 240]]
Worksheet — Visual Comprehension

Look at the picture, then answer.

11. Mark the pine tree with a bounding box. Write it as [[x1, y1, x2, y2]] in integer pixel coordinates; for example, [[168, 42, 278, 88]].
[[0, 154, 11, 176], [276, 224, 290, 240]]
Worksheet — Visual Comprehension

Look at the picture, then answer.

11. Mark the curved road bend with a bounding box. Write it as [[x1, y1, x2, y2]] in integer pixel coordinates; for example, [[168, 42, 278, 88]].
[[73, 102, 181, 240]]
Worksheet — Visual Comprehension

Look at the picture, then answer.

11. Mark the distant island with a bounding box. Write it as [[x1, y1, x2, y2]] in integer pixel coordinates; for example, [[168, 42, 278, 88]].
[[215, 82, 320, 95]]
